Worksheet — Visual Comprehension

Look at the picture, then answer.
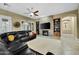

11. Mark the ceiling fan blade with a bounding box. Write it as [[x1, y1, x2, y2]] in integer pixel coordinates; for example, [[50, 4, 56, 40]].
[[34, 10, 39, 13], [34, 13, 38, 16]]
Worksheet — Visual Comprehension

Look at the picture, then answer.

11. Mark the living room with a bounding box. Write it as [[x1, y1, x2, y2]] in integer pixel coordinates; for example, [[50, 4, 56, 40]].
[[0, 3, 79, 55]]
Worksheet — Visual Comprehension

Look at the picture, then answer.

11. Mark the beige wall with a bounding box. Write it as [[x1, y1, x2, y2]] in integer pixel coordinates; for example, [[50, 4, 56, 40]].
[[37, 10, 78, 38], [77, 6, 79, 38], [52, 10, 78, 38], [0, 8, 36, 32], [1, 8, 77, 37]]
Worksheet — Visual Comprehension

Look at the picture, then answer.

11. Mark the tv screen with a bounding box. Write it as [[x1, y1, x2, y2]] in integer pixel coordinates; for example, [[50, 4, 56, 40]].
[[40, 22, 50, 29]]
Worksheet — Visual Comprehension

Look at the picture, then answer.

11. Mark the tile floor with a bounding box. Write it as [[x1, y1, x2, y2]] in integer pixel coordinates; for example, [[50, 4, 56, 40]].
[[27, 35, 79, 55], [27, 35, 62, 55]]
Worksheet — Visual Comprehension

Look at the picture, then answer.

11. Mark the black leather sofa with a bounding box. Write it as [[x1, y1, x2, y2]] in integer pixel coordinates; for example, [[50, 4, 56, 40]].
[[0, 31, 42, 55]]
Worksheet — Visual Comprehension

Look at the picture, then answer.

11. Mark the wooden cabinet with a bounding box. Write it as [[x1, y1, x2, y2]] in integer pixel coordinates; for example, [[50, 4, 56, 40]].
[[53, 18, 61, 37]]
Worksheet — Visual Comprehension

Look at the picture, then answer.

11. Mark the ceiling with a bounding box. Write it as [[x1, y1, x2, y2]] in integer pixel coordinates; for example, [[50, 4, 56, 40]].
[[0, 3, 78, 19]]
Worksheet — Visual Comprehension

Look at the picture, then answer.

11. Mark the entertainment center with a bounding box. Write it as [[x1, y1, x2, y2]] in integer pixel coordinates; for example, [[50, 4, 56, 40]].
[[36, 17, 61, 37]]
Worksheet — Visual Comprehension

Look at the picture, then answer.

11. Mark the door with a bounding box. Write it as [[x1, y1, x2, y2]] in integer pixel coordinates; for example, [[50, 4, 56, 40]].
[[61, 16, 77, 38], [36, 21, 39, 35]]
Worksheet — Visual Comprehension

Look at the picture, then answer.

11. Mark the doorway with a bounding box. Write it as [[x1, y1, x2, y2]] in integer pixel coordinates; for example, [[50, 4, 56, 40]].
[[36, 21, 39, 35]]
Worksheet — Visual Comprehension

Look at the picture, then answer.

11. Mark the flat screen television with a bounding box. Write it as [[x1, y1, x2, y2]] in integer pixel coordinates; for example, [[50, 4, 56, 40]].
[[40, 22, 50, 29]]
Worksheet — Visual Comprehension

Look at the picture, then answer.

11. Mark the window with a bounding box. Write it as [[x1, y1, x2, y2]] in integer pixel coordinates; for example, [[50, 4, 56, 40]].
[[0, 16, 12, 34]]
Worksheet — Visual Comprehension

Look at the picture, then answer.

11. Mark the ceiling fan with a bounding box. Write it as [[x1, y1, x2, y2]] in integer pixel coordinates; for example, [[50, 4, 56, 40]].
[[24, 8, 39, 17]]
